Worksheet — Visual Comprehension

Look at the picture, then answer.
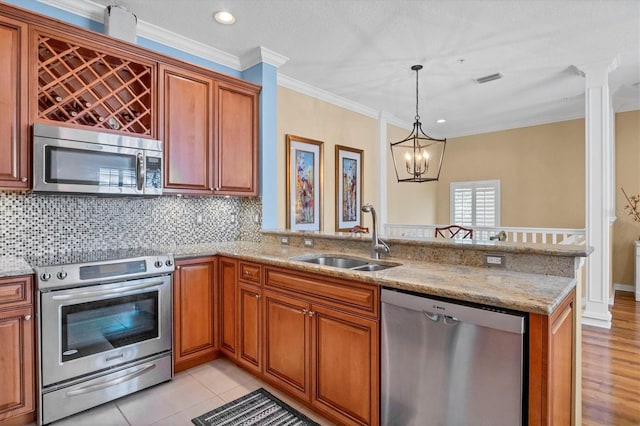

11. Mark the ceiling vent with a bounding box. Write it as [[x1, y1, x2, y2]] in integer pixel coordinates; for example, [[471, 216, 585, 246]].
[[475, 73, 503, 84]]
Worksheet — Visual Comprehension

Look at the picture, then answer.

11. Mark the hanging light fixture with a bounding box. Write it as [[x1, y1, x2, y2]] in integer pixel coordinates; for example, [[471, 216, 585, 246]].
[[390, 65, 446, 182]]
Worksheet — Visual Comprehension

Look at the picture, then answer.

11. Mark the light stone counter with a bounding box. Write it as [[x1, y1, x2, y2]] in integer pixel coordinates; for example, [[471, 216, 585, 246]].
[[0, 256, 34, 278], [162, 241, 577, 315]]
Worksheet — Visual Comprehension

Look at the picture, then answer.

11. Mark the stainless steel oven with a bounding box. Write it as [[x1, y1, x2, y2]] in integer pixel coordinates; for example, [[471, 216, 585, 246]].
[[32, 249, 175, 425]]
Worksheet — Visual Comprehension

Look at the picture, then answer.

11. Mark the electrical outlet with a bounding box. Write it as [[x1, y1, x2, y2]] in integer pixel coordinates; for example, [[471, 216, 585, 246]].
[[230, 213, 237, 224], [485, 254, 505, 267], [253, 213, 261, 224], [304, 238, 314, 248], [280, 237, 289, 245], [196, 213, 203, 225]]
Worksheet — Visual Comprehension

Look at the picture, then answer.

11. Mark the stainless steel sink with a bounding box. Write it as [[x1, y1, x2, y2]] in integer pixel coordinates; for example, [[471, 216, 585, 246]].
[[299, 256, 368, 269], [291, 254, 400, 272]]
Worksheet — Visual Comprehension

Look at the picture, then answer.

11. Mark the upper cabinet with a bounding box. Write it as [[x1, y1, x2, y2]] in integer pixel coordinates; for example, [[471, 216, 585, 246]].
[[160, 65, 214, 194], [215, 82, 259, 196], [0, 16, 29, 189], [31, 28, 156, 137]]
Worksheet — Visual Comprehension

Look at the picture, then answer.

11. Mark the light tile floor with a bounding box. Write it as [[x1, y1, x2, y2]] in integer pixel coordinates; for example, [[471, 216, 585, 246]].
[[45, 358, 335, 425]]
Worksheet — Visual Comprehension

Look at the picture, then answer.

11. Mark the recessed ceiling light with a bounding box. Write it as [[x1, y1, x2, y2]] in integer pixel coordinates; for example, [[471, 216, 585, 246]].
[[436, 119, 447, 124], [214, 10, 236, 25]]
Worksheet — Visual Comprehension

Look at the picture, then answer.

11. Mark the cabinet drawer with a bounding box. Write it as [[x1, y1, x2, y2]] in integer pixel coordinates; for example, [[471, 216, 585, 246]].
[[0, 275, 32, 309], [239, 262, 261, 285], [265, 268, 378, 317]]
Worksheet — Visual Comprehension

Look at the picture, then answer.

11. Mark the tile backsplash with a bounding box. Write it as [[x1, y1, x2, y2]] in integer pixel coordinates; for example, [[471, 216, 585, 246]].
[[0, 191, 262, 257]]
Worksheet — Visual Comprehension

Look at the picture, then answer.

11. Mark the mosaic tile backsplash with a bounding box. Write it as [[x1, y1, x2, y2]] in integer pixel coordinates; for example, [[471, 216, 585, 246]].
[[0, 191, 262, 257]]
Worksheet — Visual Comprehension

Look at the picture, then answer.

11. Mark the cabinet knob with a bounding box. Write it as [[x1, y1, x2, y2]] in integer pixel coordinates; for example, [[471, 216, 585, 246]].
[[210, 187, 214, 191], [176, 266, 181, 270], [24, 315, 31, 321], [21, 176, 27, 182], [215, 187, 220, 191], [255, 294, 260, 300], [308, 311, 315, 317], [301, 308, 307, 315]]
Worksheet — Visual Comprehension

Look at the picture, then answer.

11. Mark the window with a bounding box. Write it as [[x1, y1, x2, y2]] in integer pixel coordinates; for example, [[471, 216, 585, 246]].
[[450, 180, 500, 227]]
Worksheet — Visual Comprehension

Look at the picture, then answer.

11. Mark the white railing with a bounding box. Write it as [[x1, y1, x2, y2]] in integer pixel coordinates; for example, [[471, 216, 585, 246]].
[[383, 224, 586, 245]]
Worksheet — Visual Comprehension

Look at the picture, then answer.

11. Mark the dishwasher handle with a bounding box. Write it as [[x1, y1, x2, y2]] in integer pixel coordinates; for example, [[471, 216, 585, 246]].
[[382, 288, 524, 334]]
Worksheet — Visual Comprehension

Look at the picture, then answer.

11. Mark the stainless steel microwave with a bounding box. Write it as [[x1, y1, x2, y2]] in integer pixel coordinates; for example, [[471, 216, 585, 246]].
[[32, 124, 163, 196]]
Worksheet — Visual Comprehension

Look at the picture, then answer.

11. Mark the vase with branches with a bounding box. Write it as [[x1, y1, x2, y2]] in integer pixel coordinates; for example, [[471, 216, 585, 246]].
[[621, 188, 640, 240]]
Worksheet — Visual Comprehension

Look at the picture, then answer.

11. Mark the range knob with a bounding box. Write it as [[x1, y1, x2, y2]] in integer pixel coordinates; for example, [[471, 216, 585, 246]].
[[41, 273, 52, 281], [165, 259, 173, 267], [57, 271, 67, 280], [154, 260, 163, 268]]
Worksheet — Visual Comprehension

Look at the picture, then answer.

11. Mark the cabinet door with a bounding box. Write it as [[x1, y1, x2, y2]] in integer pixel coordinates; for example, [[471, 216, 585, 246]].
[[311, 304, 379, 426], [0, 305, 34, 421], [160, 65, 214, 194], [238, 282, 262, 374], [263, 290, 310, 401], [549, 294, 574, 426], [0, 16, 29, 189], [214, 82, 259, 196], [173, 258, 217, 372], [219, 257, 237, 358]]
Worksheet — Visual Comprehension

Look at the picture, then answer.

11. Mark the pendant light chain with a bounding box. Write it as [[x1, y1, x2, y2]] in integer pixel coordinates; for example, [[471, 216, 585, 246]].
[[415, 67, 420, 122]]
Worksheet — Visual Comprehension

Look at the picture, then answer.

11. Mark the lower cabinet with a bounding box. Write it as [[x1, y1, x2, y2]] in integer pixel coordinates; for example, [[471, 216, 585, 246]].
[[529, 289, 575, 426], [237, 282, 262, 375], [219, 257, 238, 358], [173, 257, 218, 373], [0, 275, 34, 424], [262, 267, 380, 426]]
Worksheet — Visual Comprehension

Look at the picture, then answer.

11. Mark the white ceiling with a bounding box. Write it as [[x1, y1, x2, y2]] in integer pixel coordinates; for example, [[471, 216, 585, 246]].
[[49, 0, 640, 137]]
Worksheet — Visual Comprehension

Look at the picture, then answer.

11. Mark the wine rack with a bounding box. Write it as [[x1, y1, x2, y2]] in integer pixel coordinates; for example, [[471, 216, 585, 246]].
[[36, 33, 153, 135]]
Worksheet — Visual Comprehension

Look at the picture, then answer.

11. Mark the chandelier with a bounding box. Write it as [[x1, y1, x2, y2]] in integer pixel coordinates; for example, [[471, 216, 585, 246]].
[[390, 65, 446, 182]]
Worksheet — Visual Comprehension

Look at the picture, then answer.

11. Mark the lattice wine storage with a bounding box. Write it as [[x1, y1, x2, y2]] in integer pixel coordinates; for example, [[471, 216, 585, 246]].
[[36, 33, 154, 135]]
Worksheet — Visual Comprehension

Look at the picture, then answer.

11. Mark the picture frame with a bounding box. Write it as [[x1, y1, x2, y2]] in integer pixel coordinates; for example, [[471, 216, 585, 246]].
[[335, 145, 364, 232], [285, 134, 324, 231]]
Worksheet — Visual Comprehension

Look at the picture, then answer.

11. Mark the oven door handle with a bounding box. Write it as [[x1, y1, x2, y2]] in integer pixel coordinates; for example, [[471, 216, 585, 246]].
[[65, 362, 156, 397], [51, 280, 165, 300]]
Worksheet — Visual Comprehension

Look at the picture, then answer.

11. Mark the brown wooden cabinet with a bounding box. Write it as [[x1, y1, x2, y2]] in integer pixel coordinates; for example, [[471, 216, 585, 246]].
[[529, 289, 575, 426], [0, 16, 29, 189], [160, 65, 215, 194], [237, 281, 262, 375], [214, 82, 259, 196], [0, 275, 34, 424], [219, 257, 238, 357], [173, 257, 218, 373], [263, 267, 379, 426]]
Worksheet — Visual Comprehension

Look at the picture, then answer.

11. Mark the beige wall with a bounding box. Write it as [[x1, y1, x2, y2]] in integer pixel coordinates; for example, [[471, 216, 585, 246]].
[[276, 87, 379, 231], [386, 124, 438, 224], [613, 110, 640, 286], [434, 119, 586, 228]]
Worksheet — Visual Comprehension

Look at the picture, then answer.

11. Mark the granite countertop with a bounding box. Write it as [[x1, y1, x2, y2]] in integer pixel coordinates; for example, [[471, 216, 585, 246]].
[[161, 241, 576, 315], [1, 241, 577, 315]]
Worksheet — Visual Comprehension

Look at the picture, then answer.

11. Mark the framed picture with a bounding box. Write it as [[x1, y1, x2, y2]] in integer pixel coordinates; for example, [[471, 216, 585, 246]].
[[335, 145, 363, 232], [286, 134, 324, 231]]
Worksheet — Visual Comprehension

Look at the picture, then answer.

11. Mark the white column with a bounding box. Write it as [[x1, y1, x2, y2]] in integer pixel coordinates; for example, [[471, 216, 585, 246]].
[[378, 111, 389, 234], [579, 57, 619, 329]]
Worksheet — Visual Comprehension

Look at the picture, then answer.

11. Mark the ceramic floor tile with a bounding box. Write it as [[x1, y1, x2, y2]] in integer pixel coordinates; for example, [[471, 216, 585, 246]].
[[188, 362, 255, 395], [51, 402, 129, 426], [116, 374, 215, 425], [150, 395, 225, 426], [217, 377, 263, 402]]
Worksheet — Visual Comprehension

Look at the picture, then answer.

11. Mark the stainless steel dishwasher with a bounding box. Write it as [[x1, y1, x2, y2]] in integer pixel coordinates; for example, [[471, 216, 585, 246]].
[[381, 288, 526, 426]]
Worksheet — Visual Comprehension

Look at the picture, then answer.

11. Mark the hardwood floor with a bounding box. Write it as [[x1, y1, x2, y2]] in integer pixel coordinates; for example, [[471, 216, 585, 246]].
[[582, 291, 640, 425]]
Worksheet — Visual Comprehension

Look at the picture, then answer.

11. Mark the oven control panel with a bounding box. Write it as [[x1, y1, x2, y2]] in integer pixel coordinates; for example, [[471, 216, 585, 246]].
[[34, 254, 175, 290]]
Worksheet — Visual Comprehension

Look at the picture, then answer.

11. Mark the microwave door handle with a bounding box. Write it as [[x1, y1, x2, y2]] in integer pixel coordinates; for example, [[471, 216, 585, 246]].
[[51, 280, 164, 300], [136, 152, 144, 191]]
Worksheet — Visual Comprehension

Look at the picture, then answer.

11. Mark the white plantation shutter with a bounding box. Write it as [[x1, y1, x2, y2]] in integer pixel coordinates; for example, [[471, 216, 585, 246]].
[[450, 180, 500, 227]]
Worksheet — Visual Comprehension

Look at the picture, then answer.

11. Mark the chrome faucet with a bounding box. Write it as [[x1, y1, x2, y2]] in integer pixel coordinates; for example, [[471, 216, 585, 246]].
[[362, 204, 390, 260]]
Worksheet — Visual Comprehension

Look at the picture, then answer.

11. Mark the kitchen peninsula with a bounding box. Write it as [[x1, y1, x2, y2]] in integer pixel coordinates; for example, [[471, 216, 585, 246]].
[[0, 230, 589, 426]]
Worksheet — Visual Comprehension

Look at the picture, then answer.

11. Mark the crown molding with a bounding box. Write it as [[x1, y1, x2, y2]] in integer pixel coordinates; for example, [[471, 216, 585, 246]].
[[278, 73, 408, 128], [240, 46, 289, 70], [36, 0, 242, 70]]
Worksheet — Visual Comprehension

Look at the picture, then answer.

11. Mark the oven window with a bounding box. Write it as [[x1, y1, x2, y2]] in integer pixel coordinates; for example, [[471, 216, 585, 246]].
[[61, 291, 158, 362], [45, 146, 137, 187]]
